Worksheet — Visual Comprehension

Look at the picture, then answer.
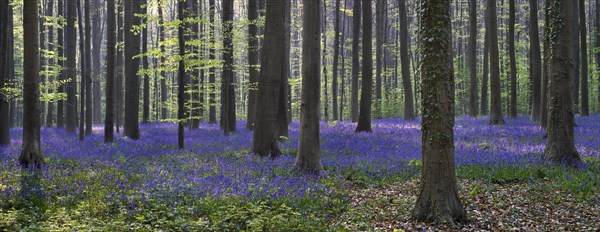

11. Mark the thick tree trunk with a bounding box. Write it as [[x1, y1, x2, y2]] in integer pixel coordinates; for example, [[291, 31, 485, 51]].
[[247, 0, 259, 130], [105, 0, 116, 143], [350, 0, 360, 123], [412, 0, 466, 225], [487, 0, 504, 125], [296, 0, 323, 174], [20, 0, 44, 167], [530, 0, 542, 122], [356, 0, 373, 133], [252, 0, 290, 157], [399, 0, 415, 120], [124, 0, 141, 139], [570, 0, 580, 113], [0, 0, 10, 145], [221, 0, 235, 135], [65, 0, 78, 133], [544, 0, 581, 164], [579, 0, 588, 116], [468, 0, 477, 117], [508, 0, 517, 118]]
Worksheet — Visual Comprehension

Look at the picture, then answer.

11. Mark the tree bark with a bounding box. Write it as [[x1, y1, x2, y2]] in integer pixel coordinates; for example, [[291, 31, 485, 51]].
[[399, 0, 415, 120], [481, 8, 489, 116], [85, 0, 93, 135], [530, 0, 542, 121], [508, 0, 517, 118], [356, 0, 372, 133], [350, 0, 360, 123], [178, 0, 187, 149], [142, 0, 150, 124], [252, 0, 290, 157], [579, 0, 588, 116], [56, 0, 65, 128], [20, 0, 44, 167], [247, 0, 259, 130], [412, 0, 467, 225], [468, 0, 477, 117], [65, 0, 78, 133], [124, 0, 141, 139], [487, 0, 504, 125], [208, 0, 217, 124], [544, 0, 581, 164], [221, 0, 235, 135], [570, 0, 580, 113], [296, 0, 323, 174], [92, 0, 102, 125], [332, 0, 340, 121], [105, 0, 116, 143], [374, 0, 383, 119], [78, 0, 86, 141], [0, 0, 10, 145]]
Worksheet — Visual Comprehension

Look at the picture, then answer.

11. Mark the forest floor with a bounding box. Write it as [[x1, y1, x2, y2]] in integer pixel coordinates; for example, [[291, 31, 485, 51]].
[[1, 116, 599, 231]]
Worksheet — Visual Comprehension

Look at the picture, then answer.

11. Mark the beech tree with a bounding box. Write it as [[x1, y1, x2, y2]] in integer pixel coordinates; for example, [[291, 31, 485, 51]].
[[221, 0, 236, 136], [65, 0, 78, 133], [246, 0, 259, 130], [123, 0, 142, 140], [398, 0, 415, 120], [296, 0, 323, 174], [487, 0, 504, 125], [20, 0, 43, 167], [544, 0, 581, 164], [0, 0, 11, 145], [105, 0, 116, 143], [412, 0, 466, 224], [350, 0, 360, 123], [355, 0, 373, 133], [530, 0, 542, 122]]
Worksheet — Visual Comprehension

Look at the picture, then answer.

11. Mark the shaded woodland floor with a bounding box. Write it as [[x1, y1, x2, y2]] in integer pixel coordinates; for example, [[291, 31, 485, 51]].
[[1, 116, 599, 230]]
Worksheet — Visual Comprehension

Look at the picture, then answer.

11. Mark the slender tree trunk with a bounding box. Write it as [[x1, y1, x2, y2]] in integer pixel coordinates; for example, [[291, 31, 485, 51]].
[[468, 0, 478, 117], [84, 0, 92, 135], [579, 0, 588, 116], [116, 1, 124, 133], [208, 0, 217, 124], [105, 0, 116, 143], [331, 0, 340, 121], [159, 4, 168, 120], [356, 0, 373, 133], [78, 0, 85, 141], [530, 0, 542, 121], [544, 0, 581, 164], [142, 0, 150, 124], [350, 0, 360, 123], [339, 0, 347, 119], [412, 0, 466, 225], [45, 0, 55, 127], [178, 0, 186, 149], [481, 10, 489, 116], [20, 0, 44, 167], [296, 0, 323, 174], [487, 0, 504, 125], [124, 0, 141, 139], [399, 0, 415, 120], [541, 0, 550, 129], [65, 0, 78, 133], [247, 0, 259, 130], [221, 0, 235, 135], [508, 0, 517, 118], [374, 0, 383, 119], [322, 2, 329, 122], [570, 0, 580, 113], [56, 0, 65, 128], [92, 0, 102, 124]]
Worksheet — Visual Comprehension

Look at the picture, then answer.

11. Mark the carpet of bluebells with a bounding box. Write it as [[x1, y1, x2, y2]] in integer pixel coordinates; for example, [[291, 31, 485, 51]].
[[1, 116, 599, 230]]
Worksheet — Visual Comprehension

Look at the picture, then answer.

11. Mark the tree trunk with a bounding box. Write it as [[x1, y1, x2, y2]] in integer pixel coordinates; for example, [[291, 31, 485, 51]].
[[105, 0, 116, 143], [208, 0, 217, 124], [252, 0, 290, 157], [596, 0, 600, 112], [20, 0, 44, 167], [399, 0, 415, 120], [332, 0, 340, 121], [0, 0, 10, 145], [124, 0, 141, 139], [350, 0, 360, 123], [570, 0, 580, 113], [544, 0, 581, 164], [508, 0, 517, 118], [92, 0, 102, 124], [116, 1, 124, 133], [65, 0, 78, 133], [78, 0, 86, 141], [322, 2, 329, 122], [579, 0, 588, 116], [84, 0, 93, 135], [296, 0, 323, 174], [412, 0, 467, 225], [374, 0, 383, 119], [356, 0, 372, 133], [221, 0, 235, 135], [247, 0, 259, 130], [45, 0, 55, 127], [142, 0, 150, 124], [467, 0, 477, 117], [56, 0, 65, 128], [481, 8, 489, 116], [530, 0, 542, 121], [487, 0, 504, 125], [178, 0, 187, 149], [159, 4, 168, 120], [541, 0, 550, 129]]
